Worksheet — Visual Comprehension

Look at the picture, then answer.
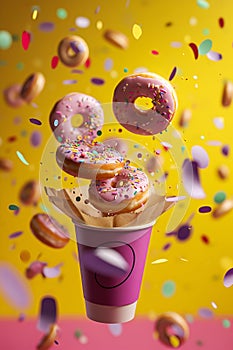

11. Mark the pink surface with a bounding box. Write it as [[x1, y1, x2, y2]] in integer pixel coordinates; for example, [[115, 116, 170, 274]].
[[0, 316, 233, 350]]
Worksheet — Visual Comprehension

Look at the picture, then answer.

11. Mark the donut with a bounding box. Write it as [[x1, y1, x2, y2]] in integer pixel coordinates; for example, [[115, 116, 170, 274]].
[[3, 84, 25, 108], [20, 72, 45, 103], [103, 29, 129, 49], [19, 180, 41, 206], [37, 324, 59, 350], [30, 213, 70, 248], [49, 92, 104, 143], [88, 165, 149, 214], [0, 158, 13, 171], [57, 35, 89, 67], [112, 72, 178, 135], [56, 140, 125, 180], [155, 312, 189, 348]]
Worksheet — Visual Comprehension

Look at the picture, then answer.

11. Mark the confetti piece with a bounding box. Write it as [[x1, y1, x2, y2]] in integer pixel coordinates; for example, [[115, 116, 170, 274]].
[[104, 58, 113, 71], [0, 262, 32, 309], [39, 22, 55, 32], [51, 55, 59, 69], [213, 117, 224, 129], [152, 258, 168, 265], [84, 57, 91, 68], [222, 319, 231, 328], [9, 231, 23, 239], [189, 42, 199, 59], [182, 159, 206, 199], [37, 296, 57, 333], [75, 16, 90, 28], [56, 8, 67, 19], [171, 41, 182, 48], [214, 191, 226, 204], [9, 204, 19, 211], [191, 145, 209, 168], [42, 264, 63, 278], [198, 39, 212, 55], [22, 31, 31, 50], [16, 151, 29, 165], [221, 144, 230, 156], [223, 268, 233, 287], [29, 118, 42, 125], [108, 324, 123, 336], [62, 79, 77, 85], [207, 51, 222, 61], [211, 301, 217, 309], [91, 77, 105, 85], [169, 66, 177, 81], [197, 0, 210, 9], [151, 50, 159, 55], [198, 206, 212, 213], [201, 235, 209, 244], [218, 17, 224, 28], [198, 308, 213, 318], [0, 30, 13, 49], [177, 224, 192, 241], [162, 280, 176, 297], [20, 250, 31, 263], [132, 24, 142, 39], [31, 6, 39, 20], [30, 131, 42, 147]]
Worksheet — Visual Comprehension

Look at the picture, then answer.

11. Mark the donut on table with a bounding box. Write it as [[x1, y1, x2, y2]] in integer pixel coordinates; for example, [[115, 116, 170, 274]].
[[20, 72, 45, 103], [88, 165, 149, 214], [56, 140, 125, 180], [57, 35, 89, 67], [30, 213, 70, 248], [154, 312, 189, 348], [113, 72, 178, 135], [49, 92, 104, 143]]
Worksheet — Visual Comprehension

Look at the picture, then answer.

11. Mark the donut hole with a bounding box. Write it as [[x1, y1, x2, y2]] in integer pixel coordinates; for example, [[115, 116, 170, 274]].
[[134, 96, 154, 112], [71, 114, 84, 128]]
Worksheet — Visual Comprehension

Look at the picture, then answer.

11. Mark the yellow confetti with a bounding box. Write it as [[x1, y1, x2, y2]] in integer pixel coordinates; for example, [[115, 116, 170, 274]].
[[169, 335, 180, 348], [96, 20, 103, 30], [132, 23, 142, 39], [32, 9, 38, 20], [151, 258, 168, 265]]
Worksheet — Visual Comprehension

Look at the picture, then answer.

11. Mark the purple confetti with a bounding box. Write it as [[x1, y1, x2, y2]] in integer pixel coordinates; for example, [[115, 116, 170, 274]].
[[62, 79, 78, 85], [163, 242, 172, 250], [165, 196, 186, 202], [198, 308, 213, 319], [91, 77, 105, 85], [221, 144, 230, 156], [104, 58, 113, 71], [182, 159, 206, 199], [213, 117, 224, 129], [191, 145, 209, 168], [70, 41, 86, 53], [29, 118, 42, 125], [169, 66, 177, 81], [198, 205, 212, 213], [38, 22, 55, 32], [207, 140, 222, 146], [177, 224, 192, 241], [207, 51, 222, 61], [0, 262, 32, 309], [71, 69, 83, 74], [37, 296, 57, 333], [223, 267, 233, 288], [9, 231, 23, 239], [30, 131, 42, 147], [42, 264, 63, 278]]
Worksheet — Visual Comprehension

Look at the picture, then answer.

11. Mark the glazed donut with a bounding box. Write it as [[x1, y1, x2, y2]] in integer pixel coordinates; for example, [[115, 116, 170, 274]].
[[58, 35, 89, 67], [30, 213, 70, 248], [3, 84, 25, 108], [19, 180, 40, 205], [88, 165, 149, 214], [20, 72, 45, 103], [49, 92, 104, 143], [56, 140, 125, 180], [37, 324, 59, 350], [113, 72, 178, 135], [155, 312, 189, 348]]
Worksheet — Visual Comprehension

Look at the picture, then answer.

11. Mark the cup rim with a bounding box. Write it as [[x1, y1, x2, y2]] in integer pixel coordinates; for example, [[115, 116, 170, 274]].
[[72, 220, 156, 232]]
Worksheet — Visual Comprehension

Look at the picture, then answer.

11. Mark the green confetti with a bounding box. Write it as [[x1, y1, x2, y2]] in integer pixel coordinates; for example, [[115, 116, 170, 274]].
[[56, 8, 68, 19], [222, 319, 231, 328], [16, 151, 29, 165], [9, 204, 19, 211], [0, 30, 13, 50], [162, 280, 176, 297], [214, 191, 226, 204], [197, 0, 210, 9], [199, 39, 212, 55]]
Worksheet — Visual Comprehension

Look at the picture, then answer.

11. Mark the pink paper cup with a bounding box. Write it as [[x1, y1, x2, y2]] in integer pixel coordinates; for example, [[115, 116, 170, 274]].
[[73, 220, 156, 323]]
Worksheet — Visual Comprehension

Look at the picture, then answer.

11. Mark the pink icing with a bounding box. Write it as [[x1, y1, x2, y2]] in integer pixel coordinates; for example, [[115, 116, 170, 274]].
[[88, 166, 149, 212], [49, 92, 104, 142], [113, 73, 178, 135]]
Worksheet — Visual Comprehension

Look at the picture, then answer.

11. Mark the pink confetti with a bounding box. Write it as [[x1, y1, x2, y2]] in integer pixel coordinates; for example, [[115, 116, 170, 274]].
[[169, 66, 177, 81], [22, 31, 31, 50], [84, 57, 91, 68], [189, 42, 199, 60], [151, 50, 159, 55], [51, 55, 59, 69]]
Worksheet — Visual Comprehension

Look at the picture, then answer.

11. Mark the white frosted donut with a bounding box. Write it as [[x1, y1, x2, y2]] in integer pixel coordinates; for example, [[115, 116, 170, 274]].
[[49, 93, 104, 143], [57, 35, 89, 67], [113, 72, 178, 135], [88, 165, 149, 214], [56, 140, 125, 180]]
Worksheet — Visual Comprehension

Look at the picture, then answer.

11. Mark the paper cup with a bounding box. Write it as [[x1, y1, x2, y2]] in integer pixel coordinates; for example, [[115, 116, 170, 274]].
[[73, 220, 155, 323]]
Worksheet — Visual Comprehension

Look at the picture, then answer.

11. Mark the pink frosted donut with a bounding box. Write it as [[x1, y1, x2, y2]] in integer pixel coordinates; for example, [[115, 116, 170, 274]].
[[49, 93, 104, 143], [88, 165, 149, 214], [56, 140, 125, 179], [113, 72, 178, 135]]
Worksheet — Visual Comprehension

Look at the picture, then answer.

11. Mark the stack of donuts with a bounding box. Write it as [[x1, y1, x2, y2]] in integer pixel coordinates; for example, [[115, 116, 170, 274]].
[[49, 73, 177, 215]]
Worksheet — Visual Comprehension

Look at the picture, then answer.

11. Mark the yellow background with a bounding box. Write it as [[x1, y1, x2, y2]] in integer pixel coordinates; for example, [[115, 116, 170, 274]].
[[0, 0, 233, 318]]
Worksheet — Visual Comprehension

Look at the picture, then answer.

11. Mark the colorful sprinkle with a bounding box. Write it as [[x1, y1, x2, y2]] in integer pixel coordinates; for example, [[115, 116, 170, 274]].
[[151, 258, 168, 265], [198, 206, 212, 213], [29, 118, 42, 125], [16, 151, 29, 165], [9, 204, 19, 211], [169, 66, 177, 81], [223, 267, 233, 288], [51, 55, 59, 69], [207, 51, 222, 61], [214, 191, 226, 204], [191, 145, 209, 168], [222, 319, 231, 328], [162, 280, 176, 297], [201, 235, 209, 244], [0, 30, 13, 50], [31, 6, 39, 20], [9, 231, 23, 239], [84, 57, 91, 68], [189, 42, 199, 59], [108, 324, 123, 336], [151, 50, 159, 55], [132, 24, 142, 40], [30, 131, 42, 147], [198, 308, 213, 318], [197, 0, 210, 9], [56, 8, 68, 19], [221, 144, 230, 156], [39, 22, 55, 32], [75, 16, 90, 28], [22, 31, 31, 50], [218, 17, 224, 28], [198, 39, 212, 55], [91, 77, 105, 85]]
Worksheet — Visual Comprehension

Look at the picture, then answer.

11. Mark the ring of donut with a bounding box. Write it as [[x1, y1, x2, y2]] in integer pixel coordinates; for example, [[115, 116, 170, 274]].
[[57, 35, 89, 67]]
